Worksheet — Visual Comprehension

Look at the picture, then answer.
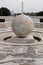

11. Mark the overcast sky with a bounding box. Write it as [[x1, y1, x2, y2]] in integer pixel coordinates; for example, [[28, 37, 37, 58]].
[[0, 0, 43, 13]]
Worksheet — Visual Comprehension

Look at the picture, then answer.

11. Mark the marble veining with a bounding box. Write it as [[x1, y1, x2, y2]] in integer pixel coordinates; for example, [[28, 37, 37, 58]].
[[0, 44, 43, 65]]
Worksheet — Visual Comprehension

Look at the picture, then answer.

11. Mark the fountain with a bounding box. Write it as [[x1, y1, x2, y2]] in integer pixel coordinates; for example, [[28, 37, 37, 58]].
[[0, 2, 42, 65], [4, 1, 34, 43]]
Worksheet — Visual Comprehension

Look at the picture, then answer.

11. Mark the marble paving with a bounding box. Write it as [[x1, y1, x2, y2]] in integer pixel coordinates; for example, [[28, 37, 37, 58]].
[[0, 28, 43, 65]]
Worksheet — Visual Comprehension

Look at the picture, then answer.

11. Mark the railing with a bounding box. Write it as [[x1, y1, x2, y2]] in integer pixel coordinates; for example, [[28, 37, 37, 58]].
[[0, 16, 43, 28], [31, 16, 43, 19], [0, 16, 43, 21], [34, 22, 43, 28], [0, 16, 14, 21]]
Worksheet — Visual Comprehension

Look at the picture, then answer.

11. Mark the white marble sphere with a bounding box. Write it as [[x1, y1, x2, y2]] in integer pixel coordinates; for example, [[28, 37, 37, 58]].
[[12, 14, 33, 38]]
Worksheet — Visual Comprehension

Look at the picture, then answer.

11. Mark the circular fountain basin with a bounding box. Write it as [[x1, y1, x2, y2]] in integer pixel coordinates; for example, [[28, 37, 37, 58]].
[[0, 31, 34, 44], [0, 30, 42, 46]]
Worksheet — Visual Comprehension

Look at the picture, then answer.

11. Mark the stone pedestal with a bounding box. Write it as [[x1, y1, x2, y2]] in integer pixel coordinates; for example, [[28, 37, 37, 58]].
[[6, 34, 35, 43]]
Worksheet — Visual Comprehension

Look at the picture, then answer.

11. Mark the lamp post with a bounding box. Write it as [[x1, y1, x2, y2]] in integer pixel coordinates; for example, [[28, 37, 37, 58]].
[[21, 1, 24, 14]]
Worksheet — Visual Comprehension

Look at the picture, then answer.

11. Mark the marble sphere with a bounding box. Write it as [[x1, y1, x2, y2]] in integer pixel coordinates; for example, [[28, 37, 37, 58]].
[[12, 14, 33, 38]]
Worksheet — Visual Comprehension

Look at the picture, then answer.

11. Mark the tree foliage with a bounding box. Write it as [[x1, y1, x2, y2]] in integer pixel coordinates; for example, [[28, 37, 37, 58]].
[[36, 11, 43, 16], [0, 7, 11, 16]]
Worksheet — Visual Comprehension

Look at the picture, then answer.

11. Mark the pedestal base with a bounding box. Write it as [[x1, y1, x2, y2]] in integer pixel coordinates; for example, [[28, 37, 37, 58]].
[[6, 34, 35, 43]]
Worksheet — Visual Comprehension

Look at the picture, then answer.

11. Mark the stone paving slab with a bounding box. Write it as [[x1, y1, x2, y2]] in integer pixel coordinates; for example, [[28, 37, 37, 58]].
[[0, 27, 43, 65]]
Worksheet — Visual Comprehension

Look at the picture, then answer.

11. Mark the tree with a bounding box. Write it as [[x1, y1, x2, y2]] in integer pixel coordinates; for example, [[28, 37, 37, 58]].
[[36, 11, 43, 16], [0, 8, 3, 16], [0, 7, 11, 16]]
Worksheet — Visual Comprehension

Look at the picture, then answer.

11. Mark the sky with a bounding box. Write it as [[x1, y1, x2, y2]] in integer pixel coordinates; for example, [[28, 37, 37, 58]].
[[0, 0, 43, 13]]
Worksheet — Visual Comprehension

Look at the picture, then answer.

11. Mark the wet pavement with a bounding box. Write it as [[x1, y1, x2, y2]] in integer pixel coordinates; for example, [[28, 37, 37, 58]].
[[0, 27, 43, 65]]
